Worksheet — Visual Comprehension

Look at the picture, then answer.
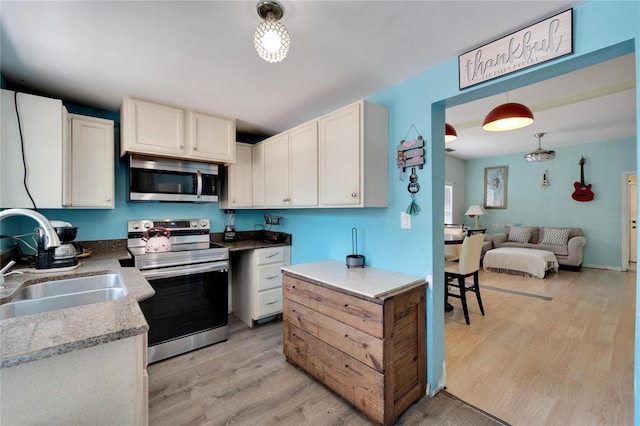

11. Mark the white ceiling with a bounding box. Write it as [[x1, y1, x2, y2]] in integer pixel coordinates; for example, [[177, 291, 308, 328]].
[[446, 53, 637, 160], [2, 0, 634, 159]]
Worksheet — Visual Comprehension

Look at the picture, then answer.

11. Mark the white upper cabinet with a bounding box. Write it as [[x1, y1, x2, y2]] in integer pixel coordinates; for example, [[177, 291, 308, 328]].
[[120, 96, 235, 163], [288, 121, 318, 206], [1, 89, 116, 210], [187, 111, 236, 163], [220, 99, 386, 210], [64, 114, 115, 208], [264, 133, 290, 207], [263, 121, 318, 207], [319, 100, 388, 207], [219, 143, 252, 209], [252, 142, 265, 208], [1, 89, 64, 208], [120, 97, 184, 157]]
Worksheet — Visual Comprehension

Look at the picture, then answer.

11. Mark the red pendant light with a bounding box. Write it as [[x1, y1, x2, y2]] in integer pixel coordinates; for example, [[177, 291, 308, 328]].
[[482, 102, 534, 132], [445, 123, 457, 142]]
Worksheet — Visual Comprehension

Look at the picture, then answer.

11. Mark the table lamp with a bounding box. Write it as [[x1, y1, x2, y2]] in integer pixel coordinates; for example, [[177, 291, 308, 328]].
[[465, 205, 484, 229]]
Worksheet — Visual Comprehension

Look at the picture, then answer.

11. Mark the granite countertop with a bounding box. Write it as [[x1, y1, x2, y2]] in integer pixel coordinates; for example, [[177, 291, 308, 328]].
[[0, 259, 154, 369], [282, 260, 426, 300]]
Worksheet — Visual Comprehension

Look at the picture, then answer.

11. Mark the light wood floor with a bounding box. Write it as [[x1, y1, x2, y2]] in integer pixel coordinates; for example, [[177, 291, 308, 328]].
[[147, 317, 505, 426], [445, 267, 635, 425]]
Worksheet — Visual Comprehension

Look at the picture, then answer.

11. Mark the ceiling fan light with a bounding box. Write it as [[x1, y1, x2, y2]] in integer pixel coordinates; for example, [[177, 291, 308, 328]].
[[524, 149, 556, 162], [254, 1, 290, 63], [524, 132, 556, 162], [482, 102, 534, 132], [445, 123, 458, 142]]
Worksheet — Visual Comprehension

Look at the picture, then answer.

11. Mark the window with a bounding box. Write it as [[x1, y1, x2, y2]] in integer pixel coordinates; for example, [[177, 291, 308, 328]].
[[444, 184, 453, 224]]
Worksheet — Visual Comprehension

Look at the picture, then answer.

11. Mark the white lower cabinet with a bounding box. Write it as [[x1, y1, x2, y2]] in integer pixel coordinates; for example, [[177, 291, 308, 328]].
[[0, 333, 148, 425], [232, 246, 291, 328]]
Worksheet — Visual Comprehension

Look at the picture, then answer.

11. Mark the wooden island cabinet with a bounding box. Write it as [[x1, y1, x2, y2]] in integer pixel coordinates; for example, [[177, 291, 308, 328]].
[[281, 260, 426, 425]]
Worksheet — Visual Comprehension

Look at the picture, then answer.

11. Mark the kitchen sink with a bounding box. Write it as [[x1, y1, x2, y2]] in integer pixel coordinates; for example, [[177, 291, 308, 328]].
[[1, 273, 128, 320], [11, 273, 125, 301]]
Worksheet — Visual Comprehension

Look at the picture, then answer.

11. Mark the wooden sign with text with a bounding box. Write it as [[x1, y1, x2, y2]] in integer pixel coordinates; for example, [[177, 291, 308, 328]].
[[459, 9, 573, 89]]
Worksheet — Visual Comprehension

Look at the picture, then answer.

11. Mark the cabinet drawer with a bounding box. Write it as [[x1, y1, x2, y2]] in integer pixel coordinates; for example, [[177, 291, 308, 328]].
[[256, 288, 282, 318], [283, 275, 383, 338], [256, 247, 285, 264], [257, 263, 283, 291], [283, 298, 384, 372], [283, 322, 384, 424]]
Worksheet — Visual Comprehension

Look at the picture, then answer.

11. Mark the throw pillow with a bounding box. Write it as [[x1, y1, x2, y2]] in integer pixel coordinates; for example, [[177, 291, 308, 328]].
[[540, 227, 571, 245], [507, 226, 533, 243]]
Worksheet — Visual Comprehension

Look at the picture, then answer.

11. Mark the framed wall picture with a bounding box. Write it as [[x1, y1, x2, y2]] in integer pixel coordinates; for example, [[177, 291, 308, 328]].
[[484, 166, 508, 209]]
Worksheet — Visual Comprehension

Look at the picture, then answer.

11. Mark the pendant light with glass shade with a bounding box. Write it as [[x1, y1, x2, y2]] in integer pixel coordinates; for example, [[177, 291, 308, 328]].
[[482, 92, 534, 131], [524, 132, 556, 162], [254, 1, 290, 63]]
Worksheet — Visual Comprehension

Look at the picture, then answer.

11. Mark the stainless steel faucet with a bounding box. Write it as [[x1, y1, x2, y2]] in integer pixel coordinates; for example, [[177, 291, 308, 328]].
[[0, 260, 17, 285], [0, 208, 61, 249]]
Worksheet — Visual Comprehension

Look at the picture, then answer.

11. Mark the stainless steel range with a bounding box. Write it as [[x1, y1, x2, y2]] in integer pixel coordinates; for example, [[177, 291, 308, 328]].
[[127, 218, 229, 364]]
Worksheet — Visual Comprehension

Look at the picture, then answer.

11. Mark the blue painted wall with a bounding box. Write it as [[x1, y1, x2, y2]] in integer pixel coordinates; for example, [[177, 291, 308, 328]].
[[2, 0, 639, 412], [465, 137, 636, 269]]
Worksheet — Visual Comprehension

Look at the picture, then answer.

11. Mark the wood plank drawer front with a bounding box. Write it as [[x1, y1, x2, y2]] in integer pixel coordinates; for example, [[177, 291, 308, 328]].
[[256, 288, 282, 318], [283, 322, 385, 424], [283, 298, 384, 372], [283, 275, 320, 310], [256, 247, 285, 264], [283, 275, 383, 338], [257, 263, 283, 291]]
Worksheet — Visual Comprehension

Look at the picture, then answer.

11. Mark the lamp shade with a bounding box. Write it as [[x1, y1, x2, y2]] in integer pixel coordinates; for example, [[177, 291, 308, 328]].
[[465, 205, 484, 216], [482, 102, 534, 132], [445, 123, 457, 143]]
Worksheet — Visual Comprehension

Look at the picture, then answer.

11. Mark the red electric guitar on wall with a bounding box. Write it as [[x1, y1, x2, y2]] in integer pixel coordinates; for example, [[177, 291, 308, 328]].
[[572, 157, 595, 202]]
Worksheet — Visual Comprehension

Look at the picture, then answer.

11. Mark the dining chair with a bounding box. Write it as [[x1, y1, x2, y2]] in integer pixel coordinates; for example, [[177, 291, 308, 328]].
[[445, 233, 485, 324], [444, 225, 465, 262]]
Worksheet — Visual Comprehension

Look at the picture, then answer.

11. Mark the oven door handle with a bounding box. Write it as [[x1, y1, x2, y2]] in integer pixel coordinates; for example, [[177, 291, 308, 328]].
[[196, 169, 203, 199], [142, 262, 228, 280]]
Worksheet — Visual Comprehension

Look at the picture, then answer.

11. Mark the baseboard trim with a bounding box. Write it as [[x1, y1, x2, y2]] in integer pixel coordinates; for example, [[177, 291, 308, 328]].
[[582, 263, 623, 272]]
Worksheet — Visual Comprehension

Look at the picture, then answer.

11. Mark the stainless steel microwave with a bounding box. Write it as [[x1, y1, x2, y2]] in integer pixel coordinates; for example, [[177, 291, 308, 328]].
[[128, 155, 218, 202]]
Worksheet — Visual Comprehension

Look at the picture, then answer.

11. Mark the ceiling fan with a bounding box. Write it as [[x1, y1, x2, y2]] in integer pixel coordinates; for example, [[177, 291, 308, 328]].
[[524, 132, 556, 162]]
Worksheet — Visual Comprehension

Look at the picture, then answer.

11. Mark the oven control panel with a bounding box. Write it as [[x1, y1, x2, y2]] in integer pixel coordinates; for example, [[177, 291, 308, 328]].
[[127, 219, 210, 234]]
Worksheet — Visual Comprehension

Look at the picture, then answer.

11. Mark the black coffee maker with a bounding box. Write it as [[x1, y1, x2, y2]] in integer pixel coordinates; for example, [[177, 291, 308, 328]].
[[36, 222, 79, 269]]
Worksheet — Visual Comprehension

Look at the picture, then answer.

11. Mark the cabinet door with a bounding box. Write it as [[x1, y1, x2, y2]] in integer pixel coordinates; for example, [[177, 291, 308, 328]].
[[252, 143, 265, 207], [1, 89, 63, 208], [319, 103, 360, 206], [121, 97, 185, 157], [222, 143, 252, 208], [188, 112, 236, 163], [66, 115, 114, 208], [289, 122, 318, 206], [264, 134, 290, 206]]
